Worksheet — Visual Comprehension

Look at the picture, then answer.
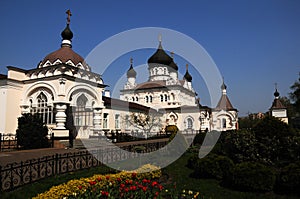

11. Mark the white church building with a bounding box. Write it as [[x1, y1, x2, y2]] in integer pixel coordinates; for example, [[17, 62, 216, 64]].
[[0, 11, 238, 139]]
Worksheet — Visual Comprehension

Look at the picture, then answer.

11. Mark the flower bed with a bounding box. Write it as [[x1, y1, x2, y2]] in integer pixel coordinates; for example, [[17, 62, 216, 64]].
[[33, 164, 202, 199]]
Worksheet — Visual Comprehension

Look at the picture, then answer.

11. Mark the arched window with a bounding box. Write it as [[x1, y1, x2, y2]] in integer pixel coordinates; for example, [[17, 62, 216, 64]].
[[145, 96, 149, 103], [160, 95, 163, 102], [150, 96, 153, 103], [163, 68, 167, 74], [187, 118, 193, 129], [171, 93, 175, 102], [31, 92, 55, 124], [222, 118, 226, 129], [136, 96, 138, 101], [74, 94, 92, 127], [132, 97, 135, 102], [164, 94, 168, 102]]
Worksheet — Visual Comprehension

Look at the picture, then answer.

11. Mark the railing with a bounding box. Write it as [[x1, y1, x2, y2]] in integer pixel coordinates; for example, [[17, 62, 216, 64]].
[[0, 139, 168, 192], [0, 133, 18, 152]]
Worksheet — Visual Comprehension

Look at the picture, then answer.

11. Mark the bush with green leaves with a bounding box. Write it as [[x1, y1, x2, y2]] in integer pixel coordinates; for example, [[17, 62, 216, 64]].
[[191, 153, 234, 180], [16, 113, 50, 149], [275, 162, 300, 195], [226, 162, 276, 192]]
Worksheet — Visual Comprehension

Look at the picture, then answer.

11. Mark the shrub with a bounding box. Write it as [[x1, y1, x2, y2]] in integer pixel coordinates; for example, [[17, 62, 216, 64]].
[[16, 113, 50, 149], [275, 162, 300, 195], [192, 154, 234, 180], [226, 162, 276, 192]]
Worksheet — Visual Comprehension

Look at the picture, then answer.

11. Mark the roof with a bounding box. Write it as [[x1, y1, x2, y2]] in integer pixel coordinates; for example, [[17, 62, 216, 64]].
[[102, 96, 151, 112], [40, 46, 88, 69], [270, 98, 286, 109], [0, 74, 8, 79], [148, 42, 173, 66], [135, 80, 167, 90], [215, 94, 236, 111]]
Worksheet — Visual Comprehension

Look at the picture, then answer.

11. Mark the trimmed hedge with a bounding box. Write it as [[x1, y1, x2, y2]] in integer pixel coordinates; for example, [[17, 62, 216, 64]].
[[275, 162, 300, 195], [226, 162, 276, 192], [191, 154, 234, 180]]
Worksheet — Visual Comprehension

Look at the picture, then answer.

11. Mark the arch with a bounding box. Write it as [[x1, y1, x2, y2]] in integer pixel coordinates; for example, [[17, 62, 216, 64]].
[[23, 82, 57, 105], [184, 116, 194, 129], [66, 84, 100, 106]]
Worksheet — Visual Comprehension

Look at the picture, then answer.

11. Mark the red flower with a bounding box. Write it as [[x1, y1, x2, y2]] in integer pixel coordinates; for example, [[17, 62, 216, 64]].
[[130, 185, 137, 191], [155, 191, 159, 196], [101, 191, 109, 196], [151, 181, 158, 187], [142, 186, 147, 192], [131, 172, 137, 179], [120, 183, 125, 188], [158, 185, 163, 191], [106, 176, 110, 180], [89, 180, 96, 186], [124, 187, 129, 192], [117, 177, 122, 182], [142, 179, 148, 183], [97, 177, 102, 181], [78, 185, 82, 190]]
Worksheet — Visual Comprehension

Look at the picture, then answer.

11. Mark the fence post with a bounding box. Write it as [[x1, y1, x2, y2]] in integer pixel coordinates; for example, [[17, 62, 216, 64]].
[[0, 165, 2, 191], [0, 133, 2, 152], [51, 133, 54, 148]]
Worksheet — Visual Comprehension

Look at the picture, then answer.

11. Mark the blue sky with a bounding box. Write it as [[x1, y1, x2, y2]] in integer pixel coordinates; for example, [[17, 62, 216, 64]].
[[0, 0, 299, 116]]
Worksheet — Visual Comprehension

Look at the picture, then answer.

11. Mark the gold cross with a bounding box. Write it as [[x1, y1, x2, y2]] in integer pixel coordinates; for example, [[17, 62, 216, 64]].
[[66, 9, 72, 25]]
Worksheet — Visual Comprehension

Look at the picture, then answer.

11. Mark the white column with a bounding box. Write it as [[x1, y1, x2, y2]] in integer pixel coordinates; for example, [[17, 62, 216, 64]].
[[93, 108, 102, 135], [55, 103, 67, 129]]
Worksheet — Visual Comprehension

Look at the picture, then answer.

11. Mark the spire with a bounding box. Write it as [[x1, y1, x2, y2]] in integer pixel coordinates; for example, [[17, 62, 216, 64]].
[[221, 77, 227, 95], [184, 64, 192, 82], [61, 9, 73, 47], [274, 83, 280, 99], [127, 57, 137, 78], [158, 34, 162, 49]]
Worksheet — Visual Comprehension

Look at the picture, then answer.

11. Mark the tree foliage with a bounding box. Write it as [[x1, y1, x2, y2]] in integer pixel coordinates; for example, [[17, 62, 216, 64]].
[[16, 113, 50, 149], [289, 73, 300, 112]]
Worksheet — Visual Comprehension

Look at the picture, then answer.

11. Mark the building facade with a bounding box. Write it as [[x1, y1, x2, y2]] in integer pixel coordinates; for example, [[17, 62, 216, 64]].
[[0, 12, 238, 138]]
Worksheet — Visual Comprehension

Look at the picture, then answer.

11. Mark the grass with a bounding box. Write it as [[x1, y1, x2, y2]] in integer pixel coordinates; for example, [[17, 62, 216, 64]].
[[1, 149, 299, 199]]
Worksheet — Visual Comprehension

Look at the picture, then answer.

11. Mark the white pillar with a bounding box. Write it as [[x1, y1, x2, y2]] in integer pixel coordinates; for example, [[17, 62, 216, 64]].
[[93, 108, 102, 131], [55, 103, 67, 129]]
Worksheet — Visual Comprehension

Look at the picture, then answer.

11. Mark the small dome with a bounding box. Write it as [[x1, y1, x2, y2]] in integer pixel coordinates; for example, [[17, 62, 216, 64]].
[[274, 89, 280, 97], [148, 42, 173, 66], [61, 24, 73, 41], [221, 82, 227, 90], [127, 65, 136, 78], [184, 70, 192, 82], [169, 60, 178, 71]]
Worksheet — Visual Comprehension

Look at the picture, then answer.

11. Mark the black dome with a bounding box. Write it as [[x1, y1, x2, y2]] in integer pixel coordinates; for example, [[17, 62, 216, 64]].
[[61, 24, 73, 40], [127, 65, 136, 78], [148, 43, 172, 66], [274, 89, 280, 97], [221, 82, 227, 90], [184, 70, 192, 82], [169, 60, 178, 71]]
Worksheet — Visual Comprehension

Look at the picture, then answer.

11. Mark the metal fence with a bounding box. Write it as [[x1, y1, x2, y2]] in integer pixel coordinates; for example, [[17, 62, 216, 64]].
[[0, 133, 18, 151], [0, 139, 168, 192]]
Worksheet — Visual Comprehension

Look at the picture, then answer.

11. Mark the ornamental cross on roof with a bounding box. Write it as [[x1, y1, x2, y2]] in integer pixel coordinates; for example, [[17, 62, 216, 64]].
[[66, 9, 72, 25]]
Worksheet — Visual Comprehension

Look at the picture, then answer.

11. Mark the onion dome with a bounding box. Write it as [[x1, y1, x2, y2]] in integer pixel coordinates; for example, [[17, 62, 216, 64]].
[[61, 24, 73, 42], [127, 58, 137, 78], [184, 64, 192, 82], [274, 89, 280, 98], [169, 60, 178, 71], [38, 10, 89, 70], [148, 41, 173, 66], [221, 81, 227, 90]]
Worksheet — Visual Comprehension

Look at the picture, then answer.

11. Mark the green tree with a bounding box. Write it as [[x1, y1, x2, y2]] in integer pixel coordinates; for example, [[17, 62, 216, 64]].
[[289, 73, 300, 114], [16, 113, 50, 149]]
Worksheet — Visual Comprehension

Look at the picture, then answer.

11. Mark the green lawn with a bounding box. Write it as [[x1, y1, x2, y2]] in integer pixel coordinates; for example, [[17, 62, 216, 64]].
[[1, 150, 299, 199]]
